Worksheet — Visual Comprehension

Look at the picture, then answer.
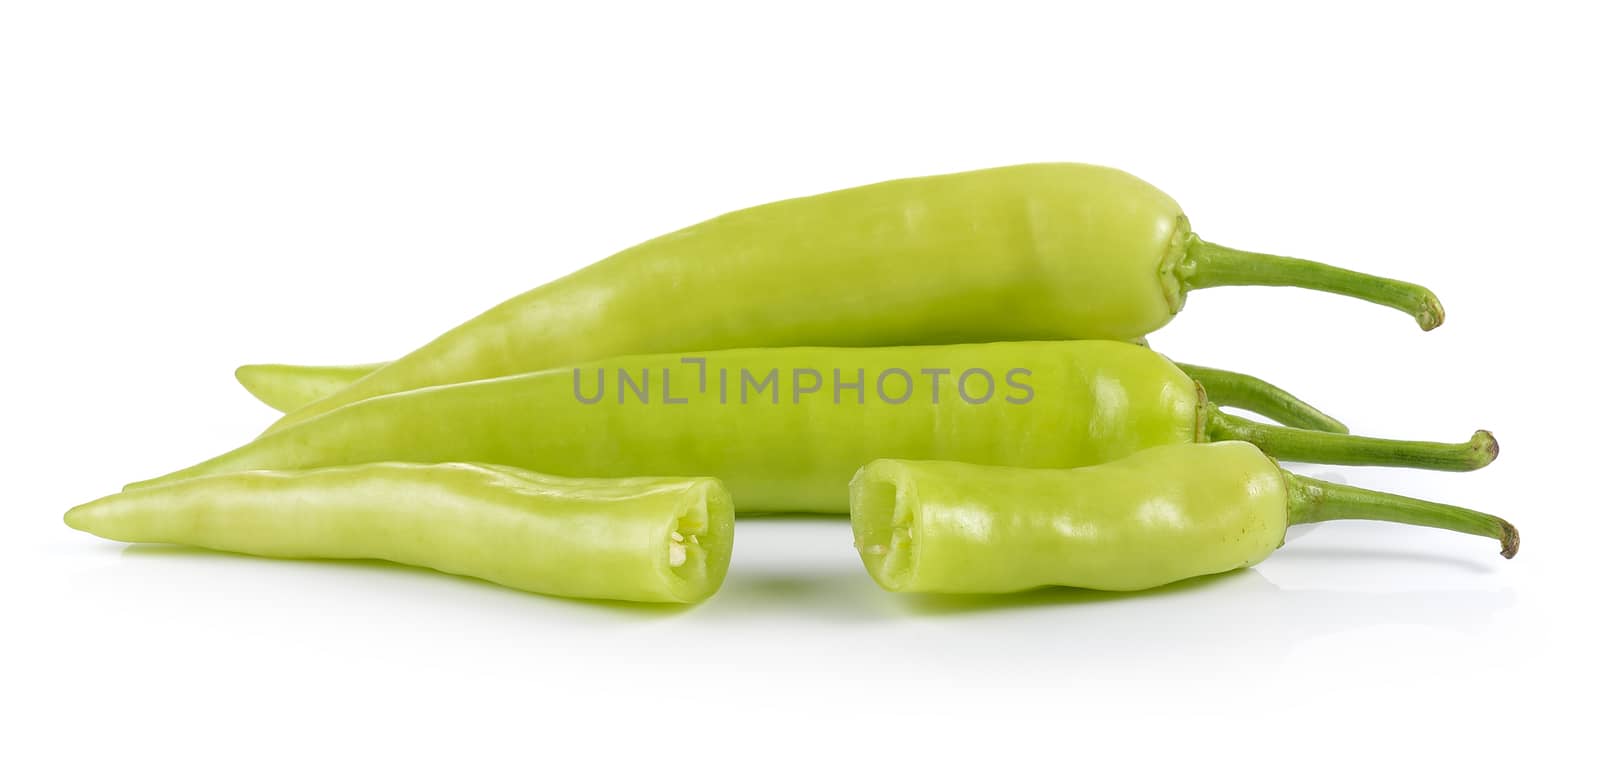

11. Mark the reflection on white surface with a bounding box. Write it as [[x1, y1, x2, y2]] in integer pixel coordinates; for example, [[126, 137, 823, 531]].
[[703, 518, 1516, 683], [43, 515, 1517, 688]]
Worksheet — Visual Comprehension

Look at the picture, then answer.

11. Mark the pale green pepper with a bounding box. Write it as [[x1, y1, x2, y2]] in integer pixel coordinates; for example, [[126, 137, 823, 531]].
[[70, 463, 735, 604], [262, 163, 1441, 434], [131, 342, 1492, 511], [850, 442, 1517, 594], [235, 358, 1350, 433]]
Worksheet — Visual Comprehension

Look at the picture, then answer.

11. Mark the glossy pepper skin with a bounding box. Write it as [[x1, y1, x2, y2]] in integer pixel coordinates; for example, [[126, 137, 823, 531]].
[[851, 442, 1518, 594], [236, 358, 1350, 433], [71, 463, 735, 604], [263, 163, 1441, 434], [134, 342, 1493, 510]]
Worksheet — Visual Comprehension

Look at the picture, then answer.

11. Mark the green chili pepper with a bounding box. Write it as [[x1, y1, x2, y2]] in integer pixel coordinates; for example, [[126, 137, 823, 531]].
[[261, 163, 1441, 434], [69, 463, 734, 603], [132, 342, 1491, 511], [236, 358, 1349, 433], [850, 442, 1518, 594]]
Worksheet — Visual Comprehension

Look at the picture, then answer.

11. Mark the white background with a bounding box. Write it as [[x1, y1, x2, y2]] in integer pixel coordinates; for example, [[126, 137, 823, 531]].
[[4, 1, 1596, 760]]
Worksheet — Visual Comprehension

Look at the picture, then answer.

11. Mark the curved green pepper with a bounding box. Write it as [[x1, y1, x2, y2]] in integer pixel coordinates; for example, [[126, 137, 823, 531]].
[[236, 358, 1350, 434], [262, 163, 1440, 434], [133, 342, 1491, 511], [71, 463, 734, 604], [851, 442, 1517, 594]]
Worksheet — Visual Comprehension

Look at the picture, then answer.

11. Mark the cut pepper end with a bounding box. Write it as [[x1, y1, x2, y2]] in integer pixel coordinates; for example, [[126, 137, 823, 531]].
[[663, 479, 735, 604], [849, 461, 920, 592]]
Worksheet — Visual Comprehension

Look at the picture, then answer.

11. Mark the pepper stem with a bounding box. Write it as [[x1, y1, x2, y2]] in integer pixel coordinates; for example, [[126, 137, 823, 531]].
[[1175, 362, 1348, 433], [1285, 473, 1519, 558], [1179, 236, 1445, 330], [1206, 405, 1497, 472]]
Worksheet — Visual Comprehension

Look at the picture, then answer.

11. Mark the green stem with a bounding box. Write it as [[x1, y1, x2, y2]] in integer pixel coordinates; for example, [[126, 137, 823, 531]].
[[1286, 473, 1519, 558], [1206, 405, 1497, 472], [1180, 236, 1445, 330], [1175, 362, 1348, 433]]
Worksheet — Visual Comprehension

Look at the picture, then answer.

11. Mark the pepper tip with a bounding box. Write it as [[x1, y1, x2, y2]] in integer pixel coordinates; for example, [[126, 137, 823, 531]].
[[63, 504, 92, 532]]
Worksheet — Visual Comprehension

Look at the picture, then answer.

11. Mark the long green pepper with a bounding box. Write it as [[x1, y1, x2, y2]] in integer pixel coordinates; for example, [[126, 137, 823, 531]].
[[851, 442, 1517, 594], [70, 463, 735, 603], [262, 163, 1441, 434], [236, 358, 1351, 433], [132, 342, 1493, 512]]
